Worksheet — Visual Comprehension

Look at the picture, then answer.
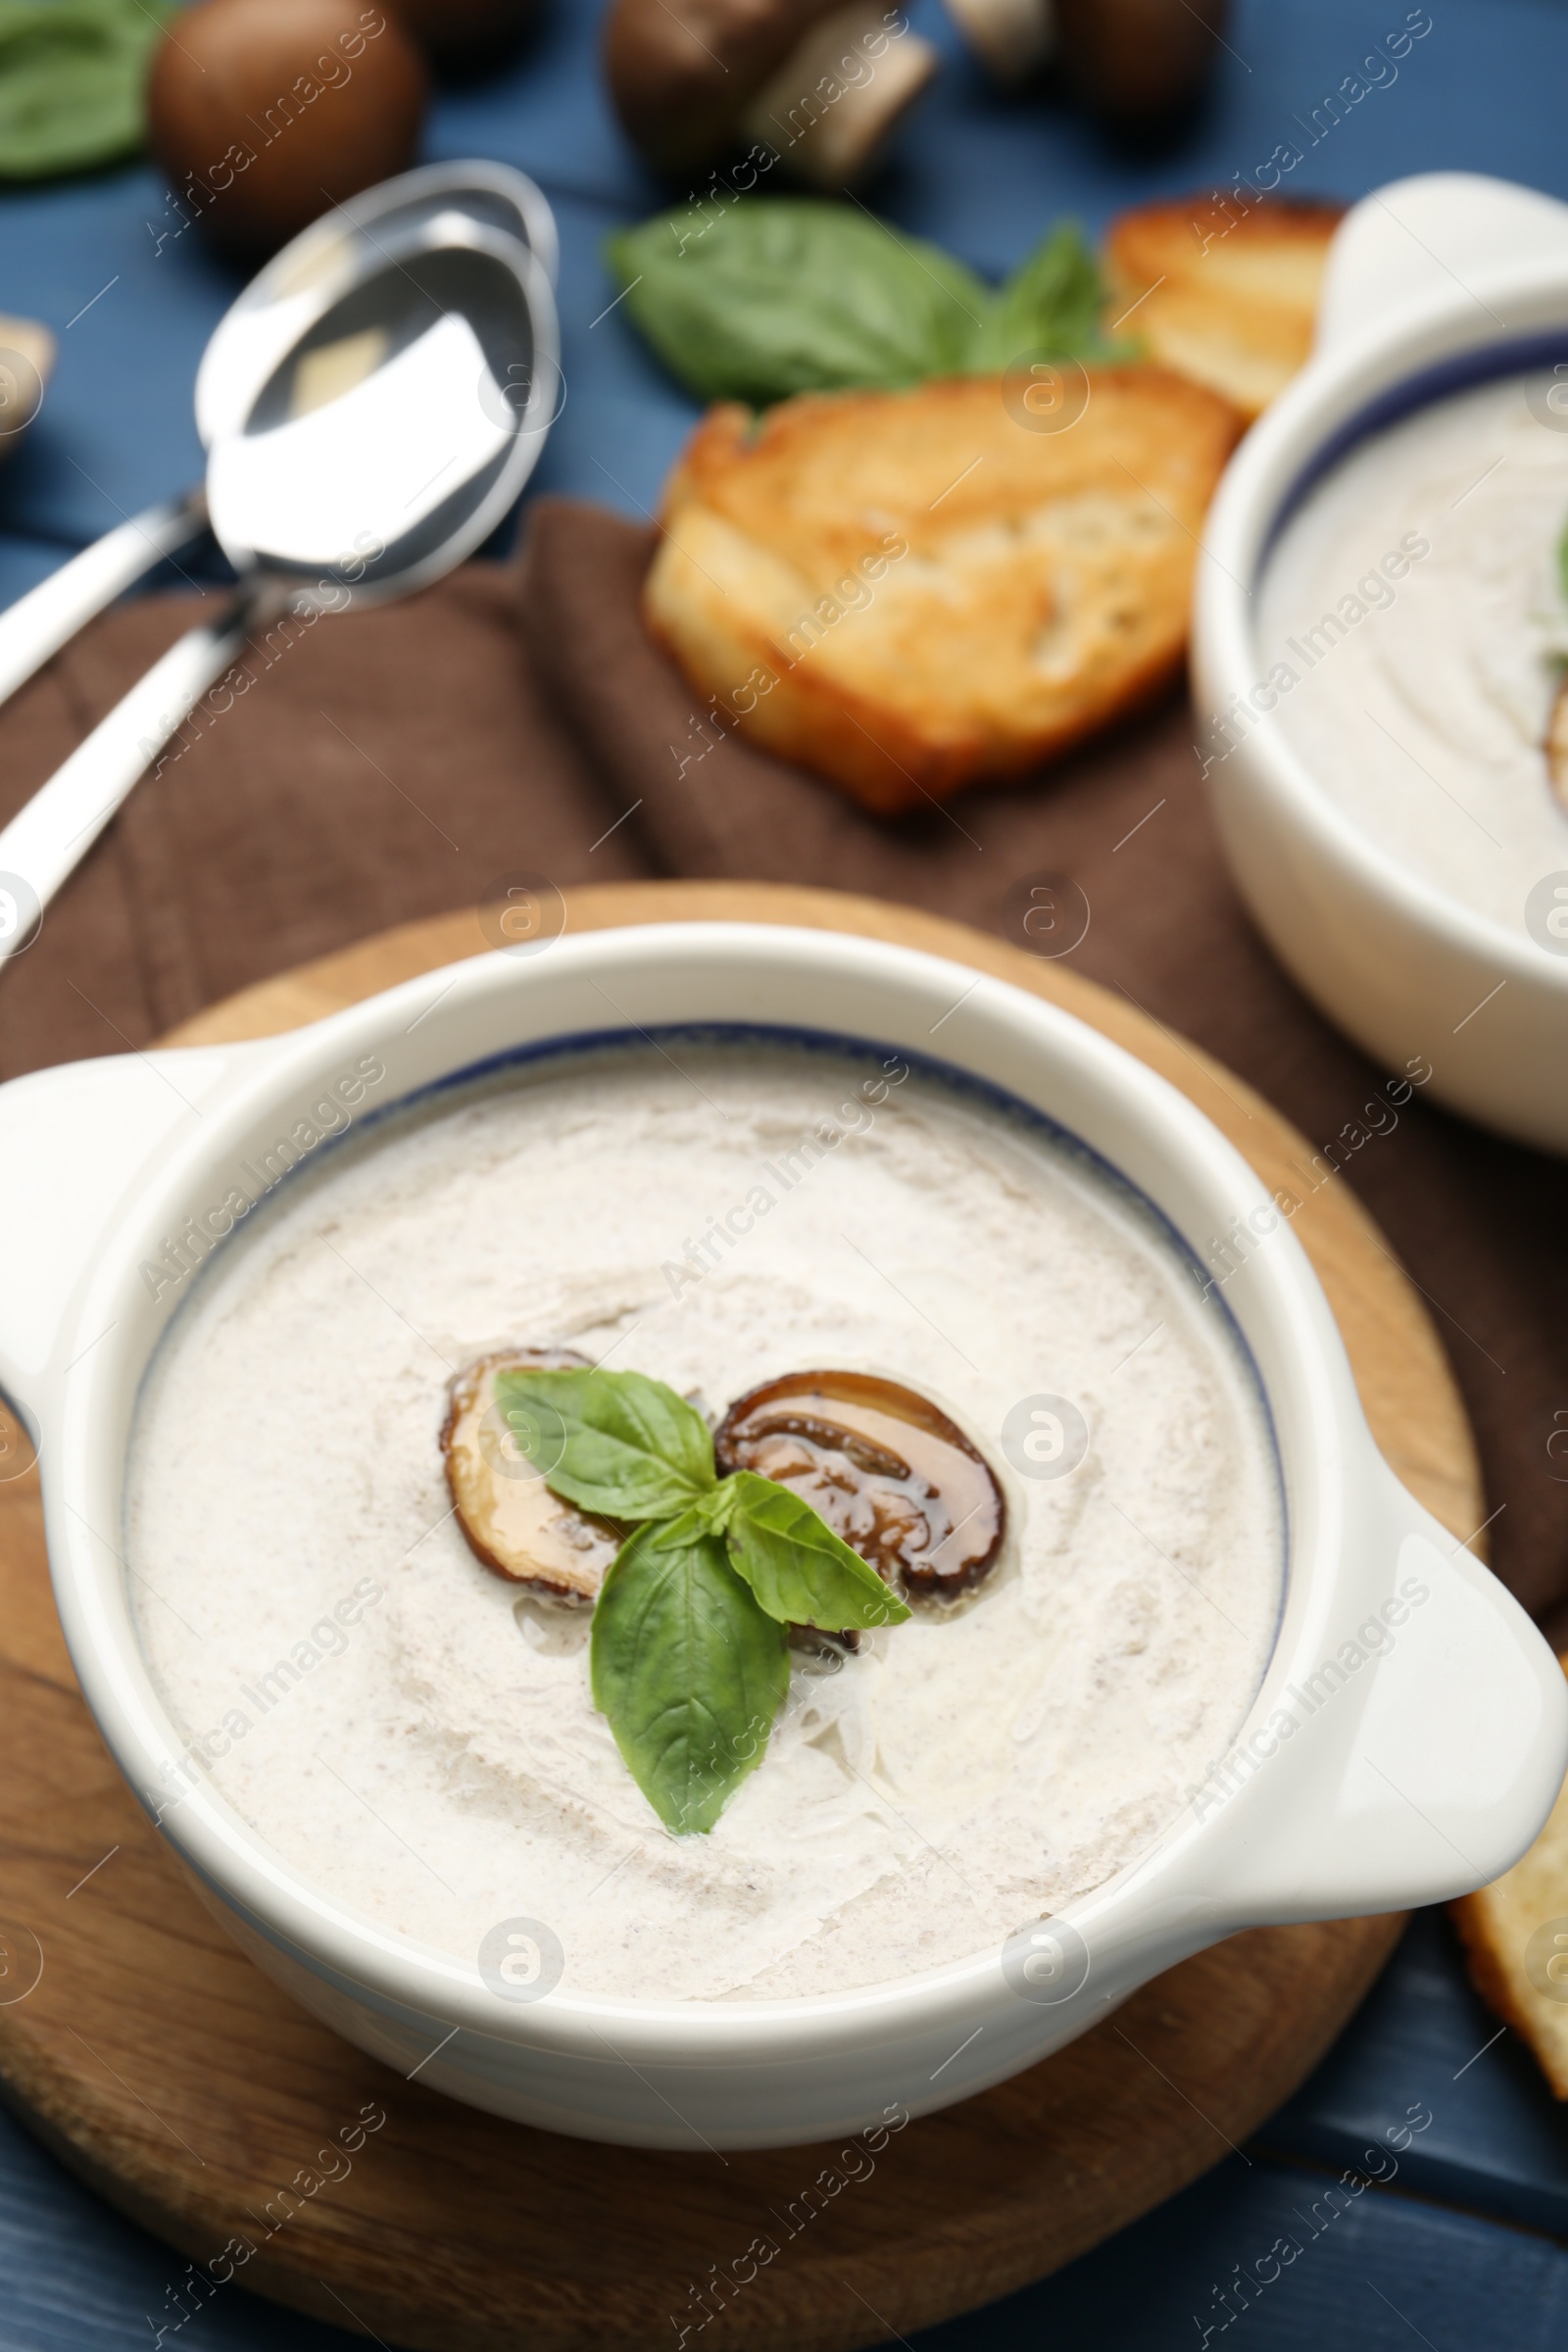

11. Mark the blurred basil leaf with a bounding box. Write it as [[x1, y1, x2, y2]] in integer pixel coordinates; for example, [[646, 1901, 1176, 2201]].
[[605, 199, 1125, 406], [606, 197, 990, 404], [0, 0, 175, 181], [967, 220, 1136, 372]]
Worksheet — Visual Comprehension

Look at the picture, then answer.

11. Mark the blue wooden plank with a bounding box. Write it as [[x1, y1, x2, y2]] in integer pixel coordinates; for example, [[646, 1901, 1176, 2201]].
[[0, 532, 87, 618], [529, 188, 703, 524], [1260, 1908, 1568, 2241], [418, 0, 657, 214], [0, 169, 223, 546], [8, 0, 1568, 554], [920, 2152, 1568, 2349], [895, 0, 1568, 269], [0, 2100, 356, 2350]]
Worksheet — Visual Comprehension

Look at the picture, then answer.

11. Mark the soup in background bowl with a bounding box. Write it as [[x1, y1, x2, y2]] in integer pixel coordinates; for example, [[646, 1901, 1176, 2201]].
[[1194, 169, 1568, 1152]]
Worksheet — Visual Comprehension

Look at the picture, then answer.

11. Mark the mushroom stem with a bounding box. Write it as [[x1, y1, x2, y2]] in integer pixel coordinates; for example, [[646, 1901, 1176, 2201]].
[[941, 0, 1054, 83], [740, 0, 938, 186]]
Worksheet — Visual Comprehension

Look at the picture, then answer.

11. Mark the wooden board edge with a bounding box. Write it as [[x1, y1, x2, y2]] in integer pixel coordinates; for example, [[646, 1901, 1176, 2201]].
[[0, 1915, 1411, 2352]]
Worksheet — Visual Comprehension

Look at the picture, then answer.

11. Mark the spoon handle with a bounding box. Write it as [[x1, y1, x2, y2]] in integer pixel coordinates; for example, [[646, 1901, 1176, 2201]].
[[0, 492, 210, 713], [0, 602, 250, 968]]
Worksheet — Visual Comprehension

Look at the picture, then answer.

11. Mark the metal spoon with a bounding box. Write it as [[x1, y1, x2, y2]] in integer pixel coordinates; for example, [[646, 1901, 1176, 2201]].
[[0, 209, 558, 966], [0, 160, 557, 712]]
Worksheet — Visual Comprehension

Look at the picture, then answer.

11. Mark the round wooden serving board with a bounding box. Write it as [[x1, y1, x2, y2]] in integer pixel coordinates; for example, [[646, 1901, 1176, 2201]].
[[0, 884, 1480, 2352]]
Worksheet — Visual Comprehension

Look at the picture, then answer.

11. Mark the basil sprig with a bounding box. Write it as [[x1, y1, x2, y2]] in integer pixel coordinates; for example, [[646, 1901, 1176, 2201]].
[[494, 1367, 909, 1834], [604, 200, 1133, 407], [965, 220, 1122, 374]]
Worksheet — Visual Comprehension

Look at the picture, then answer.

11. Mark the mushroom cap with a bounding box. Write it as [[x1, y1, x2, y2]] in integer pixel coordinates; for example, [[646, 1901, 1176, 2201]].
[[146, 0, 427, 257], [443, 1348, 622, 1601], [603, 0, 850, 174], [714, 1369, 1007, 1601]]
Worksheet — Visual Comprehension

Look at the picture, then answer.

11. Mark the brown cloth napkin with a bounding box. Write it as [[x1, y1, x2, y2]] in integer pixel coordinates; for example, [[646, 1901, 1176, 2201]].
[[3, 497, 1565, 1641]]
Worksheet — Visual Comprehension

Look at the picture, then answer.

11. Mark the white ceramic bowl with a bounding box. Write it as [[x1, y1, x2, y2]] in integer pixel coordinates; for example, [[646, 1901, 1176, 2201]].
[[0, 922, 1561, 2149], [1194, 172, 1568, 1153]]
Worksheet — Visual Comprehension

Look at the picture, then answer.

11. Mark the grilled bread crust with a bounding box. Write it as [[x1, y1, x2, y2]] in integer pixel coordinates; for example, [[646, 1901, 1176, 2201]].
[[1452, 1657, 1568, 2099], [1104, 193, 1345, 420], [644, 368, 1242, 814]]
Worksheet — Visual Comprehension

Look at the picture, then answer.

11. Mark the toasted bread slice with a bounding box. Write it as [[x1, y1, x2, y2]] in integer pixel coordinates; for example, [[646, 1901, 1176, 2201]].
[[1452, 1655, 1568, 2097], [644, 370, 1241, 814], [1103, 193, 1345, 419]]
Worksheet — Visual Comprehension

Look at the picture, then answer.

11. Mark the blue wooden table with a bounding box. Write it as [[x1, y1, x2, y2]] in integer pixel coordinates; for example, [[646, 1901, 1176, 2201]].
[[3, 1, 1566, 2343]]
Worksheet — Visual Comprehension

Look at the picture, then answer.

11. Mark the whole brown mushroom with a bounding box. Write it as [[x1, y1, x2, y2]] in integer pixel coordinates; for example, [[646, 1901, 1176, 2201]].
[[603, 0, 938, 185], [387, 0, 540, 73], [1054, 0, 1229, 128], [147, 0, 428, 259]]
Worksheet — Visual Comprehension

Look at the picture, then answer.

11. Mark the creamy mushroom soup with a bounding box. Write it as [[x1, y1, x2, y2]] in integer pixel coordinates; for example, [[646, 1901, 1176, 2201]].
[[126, 1038, 1283, 2002]]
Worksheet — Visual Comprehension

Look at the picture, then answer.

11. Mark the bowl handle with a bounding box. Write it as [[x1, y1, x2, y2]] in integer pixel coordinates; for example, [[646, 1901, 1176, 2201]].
[[1317, 171, 1568, 356], [1187, 1459, 1568, 1922], [0, 1044, 265, 1421]]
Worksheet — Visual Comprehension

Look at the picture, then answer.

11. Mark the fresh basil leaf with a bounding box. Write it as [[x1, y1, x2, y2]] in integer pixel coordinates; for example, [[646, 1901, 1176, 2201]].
[[0, 0, 173, 180], [721, 1471, 911, 1630], [689, 1478, 740, 1536], [606, 197, 990, 405], [967, 220, 1131, 374], [492, 1367, 714, 1521], [591, 1515, 790, 1835]]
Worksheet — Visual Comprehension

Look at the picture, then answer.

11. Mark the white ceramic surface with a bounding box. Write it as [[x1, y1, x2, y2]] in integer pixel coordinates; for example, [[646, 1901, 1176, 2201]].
[[1193, 172, 1568, 1153], [0, 924, 1560, 2149]]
